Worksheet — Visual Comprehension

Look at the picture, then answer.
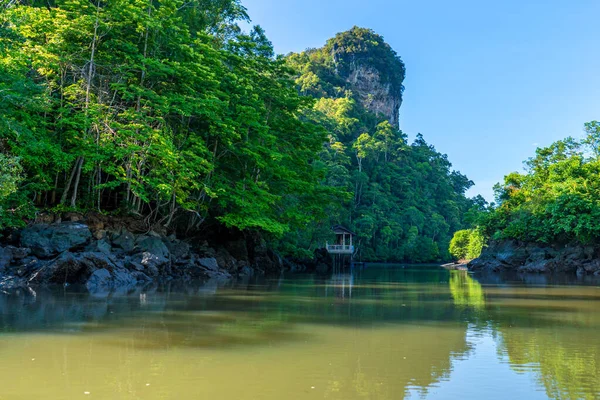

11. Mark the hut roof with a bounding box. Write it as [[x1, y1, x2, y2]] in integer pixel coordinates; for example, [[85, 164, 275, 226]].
[[331, 225, 356, 236]]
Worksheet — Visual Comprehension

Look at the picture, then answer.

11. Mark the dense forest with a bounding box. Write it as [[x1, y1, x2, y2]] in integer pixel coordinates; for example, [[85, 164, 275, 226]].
[[0, 0, 482, 263], [281, 27, 485, 262], [481, 121, 600, 245]]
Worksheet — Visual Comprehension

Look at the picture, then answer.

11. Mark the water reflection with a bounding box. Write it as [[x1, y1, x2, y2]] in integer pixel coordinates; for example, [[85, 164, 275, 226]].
[[0, 267, 599, 399], [449, 271, 485, 310]]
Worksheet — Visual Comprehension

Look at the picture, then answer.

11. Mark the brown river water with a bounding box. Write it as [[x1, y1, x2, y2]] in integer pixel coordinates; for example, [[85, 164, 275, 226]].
[[0, 266, 599, 399]]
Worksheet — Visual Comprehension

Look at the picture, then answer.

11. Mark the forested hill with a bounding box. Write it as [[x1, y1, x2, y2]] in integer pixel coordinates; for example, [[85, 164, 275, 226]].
[[0, 0, 482, 263], [282, 28, 485, 262]]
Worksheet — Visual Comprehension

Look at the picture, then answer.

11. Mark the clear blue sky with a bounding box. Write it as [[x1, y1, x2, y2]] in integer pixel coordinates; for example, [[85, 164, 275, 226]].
[[241, 0, 600, 202]]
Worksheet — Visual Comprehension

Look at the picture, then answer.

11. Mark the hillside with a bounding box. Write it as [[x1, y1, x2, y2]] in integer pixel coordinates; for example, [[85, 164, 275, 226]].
[[281, 27, 484, 262], [0, 2, 480, 265]]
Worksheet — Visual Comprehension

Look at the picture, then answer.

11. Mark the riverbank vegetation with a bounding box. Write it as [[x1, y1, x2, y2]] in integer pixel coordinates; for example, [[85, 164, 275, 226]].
[[448, 229, 485, 261], [0, 0, 480, 263], [481, 121, 600, 245]]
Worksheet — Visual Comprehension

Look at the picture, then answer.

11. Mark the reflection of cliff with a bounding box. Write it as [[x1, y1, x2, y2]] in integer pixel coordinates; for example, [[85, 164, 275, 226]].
[[498, 325, 600, 400], [449, 271, 485, 310]]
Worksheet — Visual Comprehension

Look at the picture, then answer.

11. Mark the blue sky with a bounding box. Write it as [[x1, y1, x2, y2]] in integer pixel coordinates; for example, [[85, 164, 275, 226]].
[[241, 0, 600, 202]]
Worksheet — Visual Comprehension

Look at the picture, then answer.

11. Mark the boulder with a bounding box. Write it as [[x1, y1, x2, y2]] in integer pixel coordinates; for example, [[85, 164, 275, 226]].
[[85, 267, 137, 293], [93, 229, 107, 240], [225, 238, 249, 262], [111, 229, 136, 252], [239, 265, 254, 277], [28, 251, 122, 285], [95, 239, 112, 255], [165, 238, 191, 260], [112, 268, 137, 287], [198, 257, 219, 272], [215, 248, 238, 273], [8, 246, 31, 260], [0, 247, 13, 271], [28, 252, 88, 284], [85, 268, 112, 292], [139, 252, 166, 276], [125, 257, 146, 272], [136, 236, 170, 259], [20, 223, 92, 258], [130, 271, 152, 282], [15, 257, 43, 277]]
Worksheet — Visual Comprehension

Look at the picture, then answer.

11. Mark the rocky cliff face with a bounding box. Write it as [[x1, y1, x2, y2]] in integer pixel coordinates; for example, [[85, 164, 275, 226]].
[[328, 27, 405, 129], [469, 240, 600, 275], [288, 27, 405, 130], [344, 65, 402, 128]]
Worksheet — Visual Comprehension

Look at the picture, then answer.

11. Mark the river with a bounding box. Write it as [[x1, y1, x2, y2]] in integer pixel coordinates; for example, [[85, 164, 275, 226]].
[[0, 266, 598, 399]]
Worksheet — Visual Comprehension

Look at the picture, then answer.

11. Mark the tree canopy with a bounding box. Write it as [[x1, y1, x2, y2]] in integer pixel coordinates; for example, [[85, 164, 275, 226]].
[[481, 121, 600, 245], [1, 2, 477, 262]]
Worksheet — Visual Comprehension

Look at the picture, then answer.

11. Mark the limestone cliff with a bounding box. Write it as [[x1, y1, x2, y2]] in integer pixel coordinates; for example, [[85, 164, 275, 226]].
[[328, 27, 405, 128], [287, 26, 405, 129]]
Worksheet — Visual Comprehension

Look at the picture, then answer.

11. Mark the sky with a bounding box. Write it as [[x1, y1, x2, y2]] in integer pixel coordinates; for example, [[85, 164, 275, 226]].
[[241, 0, 600, 202]]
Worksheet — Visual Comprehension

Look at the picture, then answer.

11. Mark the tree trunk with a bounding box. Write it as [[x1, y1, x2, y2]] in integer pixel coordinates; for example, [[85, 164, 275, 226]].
[[60, 157, 82, 205]]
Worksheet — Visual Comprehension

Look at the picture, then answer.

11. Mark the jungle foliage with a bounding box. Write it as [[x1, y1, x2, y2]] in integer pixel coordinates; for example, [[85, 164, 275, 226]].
[[482, 121, 600, 245], [448, 229, 485, 261], [0, 3, 478, 262], [282, 27, 483, 262]]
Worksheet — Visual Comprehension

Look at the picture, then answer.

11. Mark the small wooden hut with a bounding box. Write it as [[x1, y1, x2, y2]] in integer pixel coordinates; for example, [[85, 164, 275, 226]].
[[326, 225, 355, 255]]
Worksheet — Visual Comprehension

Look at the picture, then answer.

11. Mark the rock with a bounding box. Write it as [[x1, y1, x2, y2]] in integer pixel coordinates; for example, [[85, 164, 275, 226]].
[[93, 229, 107, 240], [112, 268, 137, 287], [136, 236, 170, 259], [329, 28, 404, 128], [15, 257, 43, 277], [85, 267, 137, 293], [239, 265, 254, 277], [215, 248, 238, 273], [85, 269, 112, 292], [34, 212, 56, 224], [225, 238, 249, 262], [125, 257, 146, 272], [80, 252, 122, 270], [165, 239, 190, 260], [519, 259, 554, 273], [469, 239, 600, 275], [29, 252, 87, 284], [111, 229, 135, 252], [205, 269, 232, 282], [0, 247, 13, 270], [21, 223, 92, 258], [130, 271, 152, 282], [198, 257, 219, 272], [63, 212, 84, 222], [8, 246, 31, 260], [95, 239, 112, 255], [139, 252, 166, 276], [28, 251, 123, 285]]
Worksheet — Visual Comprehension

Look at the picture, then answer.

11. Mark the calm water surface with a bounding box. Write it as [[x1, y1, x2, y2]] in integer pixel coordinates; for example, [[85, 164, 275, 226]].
[[1, 266, 599, 400]]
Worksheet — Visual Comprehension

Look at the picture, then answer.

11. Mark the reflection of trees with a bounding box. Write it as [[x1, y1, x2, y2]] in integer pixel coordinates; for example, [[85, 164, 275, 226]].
[[320, 324, 470, 400], [499, 317, 600, 399], [449, 271, 485, 310], [479, 282, 600, 400], [0, 267, 473, 400], [498, 326, 600, 400]]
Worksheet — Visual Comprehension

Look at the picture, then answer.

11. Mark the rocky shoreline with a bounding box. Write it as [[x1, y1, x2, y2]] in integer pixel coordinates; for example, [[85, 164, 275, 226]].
[[0, 214, 326, 293], [468, 239, 600, 275]]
